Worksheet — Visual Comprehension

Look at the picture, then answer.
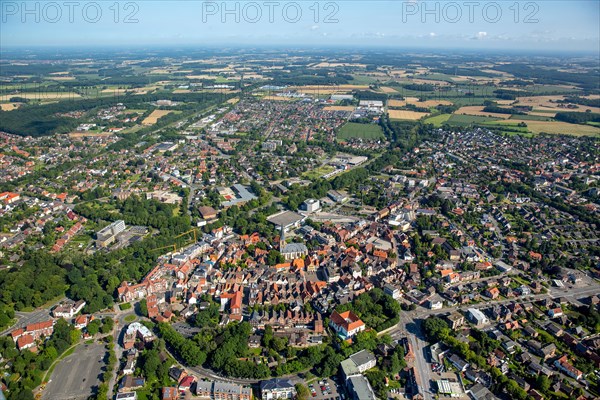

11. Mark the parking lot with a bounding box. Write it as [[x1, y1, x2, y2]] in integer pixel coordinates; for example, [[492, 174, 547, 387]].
[[308, 378, 344, 400], [43, 342, 106, 400]]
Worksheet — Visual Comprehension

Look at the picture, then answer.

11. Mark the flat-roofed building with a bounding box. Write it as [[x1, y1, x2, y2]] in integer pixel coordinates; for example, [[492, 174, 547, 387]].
[[267, 210, 305, 231]]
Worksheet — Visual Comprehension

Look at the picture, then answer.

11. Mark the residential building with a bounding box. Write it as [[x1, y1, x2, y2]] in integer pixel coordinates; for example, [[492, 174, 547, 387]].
[[340, 350, 377, 379], [260, 378, 296, 400], [554, 355, 583, 380]]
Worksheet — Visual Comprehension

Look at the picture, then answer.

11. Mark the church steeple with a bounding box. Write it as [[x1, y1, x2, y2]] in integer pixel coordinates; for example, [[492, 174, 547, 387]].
[[279, 225, 285, 251]]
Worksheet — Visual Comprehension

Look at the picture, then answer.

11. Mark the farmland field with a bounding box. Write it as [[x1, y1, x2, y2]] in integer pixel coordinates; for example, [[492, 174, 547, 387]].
[[446, 114, 501, 126], [388, 109, 429, 120], [388, 97, 453, 108], [0, 103, 21, 111], [0, 92, 81, 101], [324, 105, 355, 111], [455, 106, 511, 119], [337, 122, 385, 139], [424, 114, 452, 126], [508, 114, 553, 121], [494, 120, 600, 137], [142, 110, 175, 125]]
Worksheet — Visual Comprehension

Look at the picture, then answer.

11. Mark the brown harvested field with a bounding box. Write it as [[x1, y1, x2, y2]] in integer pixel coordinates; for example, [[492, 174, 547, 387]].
[[68, 132, 113, 138], [324, 105, 356, 111], [379, 87, 399, 93], [389, 97, 453, 108], [173, 89, 192, 93], [516, 95, 600, 113], [388, 110, 429, 120], [0, 103, 21, 111], [313, 62, 367, 68], [142, 110, 174, 125], [407, 78, 452, 86], [227, 97, 240, 104], [47, 76, 76, 81], [497, 120, 600, 137], [455, 106, 511, 119], [528, 111, 557, 117], [186, 74, 219, 80], [517, 95, 565, 108], [0, 92, 81, 101]]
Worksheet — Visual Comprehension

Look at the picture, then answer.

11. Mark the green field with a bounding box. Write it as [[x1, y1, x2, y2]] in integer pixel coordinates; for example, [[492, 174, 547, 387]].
[[446, 114, 502, 126], [350, 75, 380, 85], [424, 113, 451, 127], [337, 122, 384, 140], [509, 114, 553, 121]]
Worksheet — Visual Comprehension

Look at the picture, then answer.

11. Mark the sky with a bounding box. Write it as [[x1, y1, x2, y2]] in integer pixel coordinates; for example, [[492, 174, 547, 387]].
[[1, 0, 599, 52]]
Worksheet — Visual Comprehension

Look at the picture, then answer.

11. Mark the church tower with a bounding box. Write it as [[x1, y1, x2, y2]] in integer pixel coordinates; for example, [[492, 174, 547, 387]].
[[279, 225, 286, 251]]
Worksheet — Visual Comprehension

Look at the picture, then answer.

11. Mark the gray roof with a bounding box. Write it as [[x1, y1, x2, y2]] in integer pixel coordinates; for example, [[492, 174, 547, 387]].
[[267, 210, 305, 228], [282, 243, 308, 254], [469, 383, 499, 400], [260, 378, 295, 391], [347, 375, 377, 400], [350, 350, 376, 368]]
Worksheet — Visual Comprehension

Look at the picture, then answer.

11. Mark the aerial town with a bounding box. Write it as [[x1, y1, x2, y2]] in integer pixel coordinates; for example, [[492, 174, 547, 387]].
[[0, 42, 599, 400]]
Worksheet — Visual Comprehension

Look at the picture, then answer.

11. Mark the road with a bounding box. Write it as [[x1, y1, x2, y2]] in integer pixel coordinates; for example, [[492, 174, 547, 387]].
[[384, 278, 600, 400], [0, 297, 64, 336], [391, 315, 435, 400]]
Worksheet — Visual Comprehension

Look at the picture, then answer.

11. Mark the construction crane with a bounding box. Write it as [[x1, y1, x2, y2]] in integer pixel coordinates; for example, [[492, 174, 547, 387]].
[[151, 229, 198, 253], [175, 229, 198, 242]]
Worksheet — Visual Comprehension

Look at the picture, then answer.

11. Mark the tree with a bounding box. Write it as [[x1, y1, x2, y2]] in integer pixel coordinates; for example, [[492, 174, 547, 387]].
[[100, 317, 114, 334], [139, 298, 148, 317], [86, 320, 101, 335], [422, 316, 450, 341], [142, 349, 161, 381], [296, 383, 310, 400], [535, 375, 550, 393]]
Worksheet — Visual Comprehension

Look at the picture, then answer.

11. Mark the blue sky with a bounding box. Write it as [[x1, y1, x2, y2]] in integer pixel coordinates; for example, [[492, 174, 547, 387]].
[[1, 0, 599, 52]]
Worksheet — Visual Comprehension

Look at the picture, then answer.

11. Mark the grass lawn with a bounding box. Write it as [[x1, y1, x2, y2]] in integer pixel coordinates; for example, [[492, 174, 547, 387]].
[[248, 347, 262, 356], [303, 165, 335, 180], [424, 113, 451, 126], [119, 303, 132, 311], [337, 122, 384, 140], [124, 315, 137, 323]]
